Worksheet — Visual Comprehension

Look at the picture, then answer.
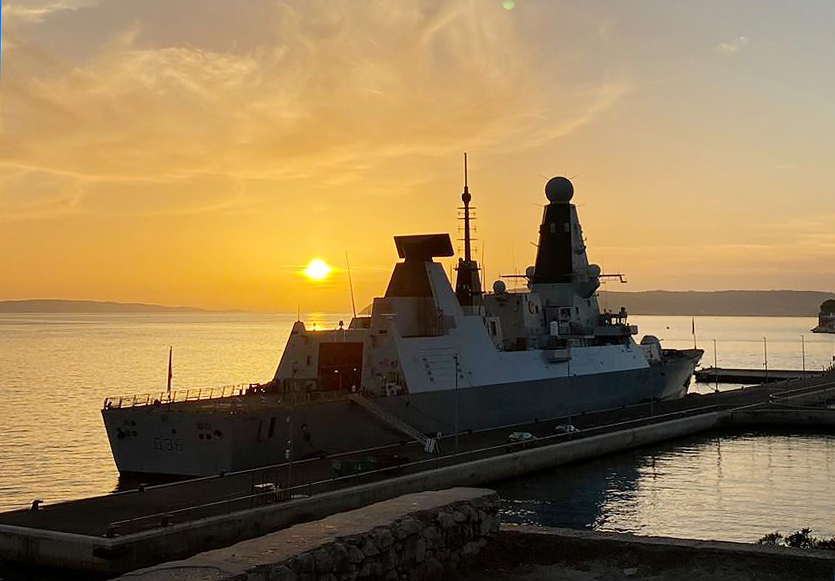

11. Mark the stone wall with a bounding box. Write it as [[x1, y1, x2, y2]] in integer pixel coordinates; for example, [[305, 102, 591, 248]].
[[115, 488, 499, 581], [269, 500, 498, 581]]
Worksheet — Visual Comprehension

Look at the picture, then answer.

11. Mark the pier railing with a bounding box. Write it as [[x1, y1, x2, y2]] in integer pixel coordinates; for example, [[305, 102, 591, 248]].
[[102, 402, 724, 536], [92, 377, 835, 536], [765, 380, 835, 407]]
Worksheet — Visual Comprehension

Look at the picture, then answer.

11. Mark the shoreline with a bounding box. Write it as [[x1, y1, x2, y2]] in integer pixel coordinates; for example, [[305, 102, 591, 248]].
[[460, 525, 835, 581]]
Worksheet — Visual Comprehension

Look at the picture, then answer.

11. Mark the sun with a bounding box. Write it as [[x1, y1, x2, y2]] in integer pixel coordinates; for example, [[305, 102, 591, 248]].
[[303, 258, 332, 281]]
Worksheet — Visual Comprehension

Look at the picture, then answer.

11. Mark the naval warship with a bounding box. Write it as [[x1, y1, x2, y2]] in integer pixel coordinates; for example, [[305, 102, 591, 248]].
[[102, 174, 703, 477]]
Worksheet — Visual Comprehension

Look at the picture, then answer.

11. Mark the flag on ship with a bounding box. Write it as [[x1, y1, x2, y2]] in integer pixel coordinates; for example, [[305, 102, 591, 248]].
[[167, 346, 172, 394]]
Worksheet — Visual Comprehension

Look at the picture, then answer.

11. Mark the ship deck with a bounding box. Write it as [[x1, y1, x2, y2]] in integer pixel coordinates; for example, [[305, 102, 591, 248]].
[[102, 389, 345, 415], [5, 376, 835, 538]]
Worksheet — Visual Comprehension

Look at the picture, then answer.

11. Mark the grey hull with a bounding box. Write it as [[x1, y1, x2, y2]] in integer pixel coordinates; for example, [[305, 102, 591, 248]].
[[103, 353, 700, 477]]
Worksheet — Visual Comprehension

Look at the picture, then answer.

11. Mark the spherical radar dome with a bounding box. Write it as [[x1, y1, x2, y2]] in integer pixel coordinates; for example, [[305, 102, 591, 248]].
[[545, 176, 574, 203]]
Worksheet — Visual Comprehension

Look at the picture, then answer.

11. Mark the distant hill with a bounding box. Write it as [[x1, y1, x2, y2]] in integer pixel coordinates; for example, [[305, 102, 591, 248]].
[[597, 290, 835, 317], [4, 292, 833, 316], [0, 299, 212, 313]]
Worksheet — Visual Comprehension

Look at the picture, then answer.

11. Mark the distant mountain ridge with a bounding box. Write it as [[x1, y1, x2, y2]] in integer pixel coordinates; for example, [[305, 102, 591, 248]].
[[0, 299, 212, 313], [2, 292, 833, 316], [598, 290, 835, 317]]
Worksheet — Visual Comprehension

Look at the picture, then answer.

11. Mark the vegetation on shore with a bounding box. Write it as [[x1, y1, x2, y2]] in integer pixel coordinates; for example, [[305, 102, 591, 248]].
[[757, 528, 835, 550]]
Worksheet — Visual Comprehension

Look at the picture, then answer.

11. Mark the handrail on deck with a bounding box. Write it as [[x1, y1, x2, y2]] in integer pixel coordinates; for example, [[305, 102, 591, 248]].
[[102, 383, 352, 410], [102, 384, 257, 410]]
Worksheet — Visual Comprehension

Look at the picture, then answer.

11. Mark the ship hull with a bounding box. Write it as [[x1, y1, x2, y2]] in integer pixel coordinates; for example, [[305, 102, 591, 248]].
[[102, 350, 701, 477]]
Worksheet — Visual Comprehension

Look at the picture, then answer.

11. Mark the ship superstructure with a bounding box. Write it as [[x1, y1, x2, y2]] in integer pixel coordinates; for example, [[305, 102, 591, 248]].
[[102, 174, 702, 477]]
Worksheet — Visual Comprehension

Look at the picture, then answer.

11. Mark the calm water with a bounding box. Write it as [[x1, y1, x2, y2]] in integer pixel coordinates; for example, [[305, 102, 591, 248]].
[[0, 313, 834, 542], [0, 312, 341, 514], [497, 429, 835, 543]]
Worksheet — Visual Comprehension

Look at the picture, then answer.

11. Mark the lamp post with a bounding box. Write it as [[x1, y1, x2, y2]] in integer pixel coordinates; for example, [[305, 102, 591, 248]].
[[286, 402, 294, 495], [454, 354, 459, 455], [801, 335, 806, 372], [286, 366, 296, 496], [763, 337, 768, 383]]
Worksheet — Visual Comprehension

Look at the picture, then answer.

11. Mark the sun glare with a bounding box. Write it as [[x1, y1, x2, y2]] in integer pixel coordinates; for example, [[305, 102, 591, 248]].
[[303, 258, 332, 281]]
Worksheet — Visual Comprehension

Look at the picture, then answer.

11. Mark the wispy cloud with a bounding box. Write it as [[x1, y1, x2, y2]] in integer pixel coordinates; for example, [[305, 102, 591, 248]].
[[716, 36, 749, 55], [519, 80, 634, 148], [0, 0, 627, 220], [0, 167, 86, 220], [1, 0, 100, 24]]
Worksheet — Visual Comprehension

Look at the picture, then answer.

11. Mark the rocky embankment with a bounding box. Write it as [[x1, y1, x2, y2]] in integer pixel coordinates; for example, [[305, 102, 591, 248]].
[[115, 488, 499, 581]]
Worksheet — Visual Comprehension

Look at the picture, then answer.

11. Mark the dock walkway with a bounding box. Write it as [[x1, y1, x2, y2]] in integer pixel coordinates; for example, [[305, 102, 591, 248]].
[[2, 373, 835, 575], [2, 375, 834, 538], [695, 366, 825, 384]]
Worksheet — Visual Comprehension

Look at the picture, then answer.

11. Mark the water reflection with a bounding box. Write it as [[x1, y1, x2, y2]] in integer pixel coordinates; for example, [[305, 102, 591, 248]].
[[0, 312, 346, 512], [2, 313, 834, 521], [498, 448, 642, 530], [495, 429, 835, 542]]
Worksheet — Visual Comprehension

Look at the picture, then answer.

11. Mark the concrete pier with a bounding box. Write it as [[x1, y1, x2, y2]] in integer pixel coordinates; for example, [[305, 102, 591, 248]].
[[0, 410, 726, 576], [695, 366, 824, 384], [1, 374, 834, 575], [112, 488, 499, 581]]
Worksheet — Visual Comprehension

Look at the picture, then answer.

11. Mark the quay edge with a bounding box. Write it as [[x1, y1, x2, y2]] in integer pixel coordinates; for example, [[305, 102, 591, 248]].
[[3, 377, 835, 576], [462, 525, 835, 581], [0, 410, 727, 576]]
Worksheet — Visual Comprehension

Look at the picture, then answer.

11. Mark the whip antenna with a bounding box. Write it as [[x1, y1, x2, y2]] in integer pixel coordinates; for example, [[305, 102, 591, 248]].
[[461, 152, 472, 262], [345, 251, 357, 319]]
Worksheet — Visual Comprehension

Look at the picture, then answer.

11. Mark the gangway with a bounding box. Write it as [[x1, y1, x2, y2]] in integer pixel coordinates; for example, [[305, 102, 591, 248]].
[[348, 394, 439, 453]]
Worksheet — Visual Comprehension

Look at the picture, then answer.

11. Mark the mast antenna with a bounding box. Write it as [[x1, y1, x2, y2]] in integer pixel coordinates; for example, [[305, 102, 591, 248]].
[[462, 152, 472, 262], [454, 152, 482, 309], [345, 251, 357, 319]]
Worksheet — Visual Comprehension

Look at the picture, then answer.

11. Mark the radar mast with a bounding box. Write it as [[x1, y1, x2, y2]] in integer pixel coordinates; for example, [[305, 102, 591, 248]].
[[455, 153, 482, 311]]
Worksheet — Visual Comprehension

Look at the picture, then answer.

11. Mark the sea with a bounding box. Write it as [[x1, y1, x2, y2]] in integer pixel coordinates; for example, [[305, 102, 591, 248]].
[[0, 312, 834, 545]]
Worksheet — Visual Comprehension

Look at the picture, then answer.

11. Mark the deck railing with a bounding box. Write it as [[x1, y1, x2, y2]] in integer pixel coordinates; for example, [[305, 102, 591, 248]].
[[102, 384, 258, 410], [102, 382, 350, 410]]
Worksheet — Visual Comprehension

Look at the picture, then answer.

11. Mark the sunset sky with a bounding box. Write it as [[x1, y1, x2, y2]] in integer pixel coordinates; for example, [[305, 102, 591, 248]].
[[2, 0, 835, 312]]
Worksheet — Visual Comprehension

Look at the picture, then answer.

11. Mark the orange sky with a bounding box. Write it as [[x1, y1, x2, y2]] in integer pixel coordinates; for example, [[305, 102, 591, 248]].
[[2, 1, 835, 311]]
